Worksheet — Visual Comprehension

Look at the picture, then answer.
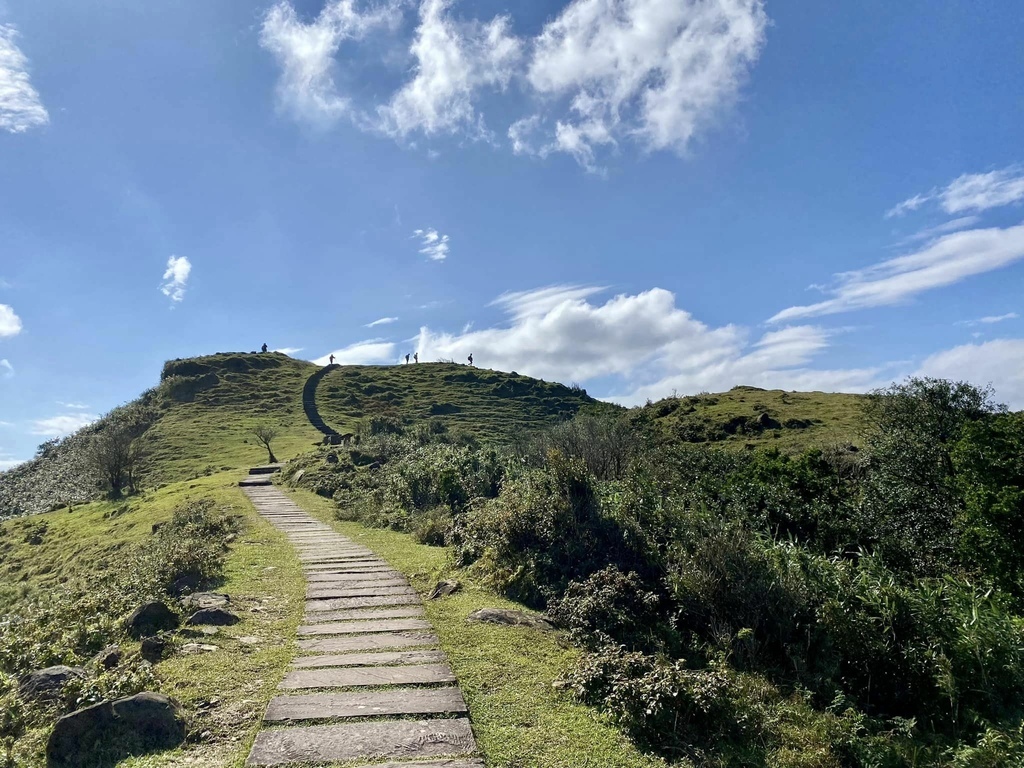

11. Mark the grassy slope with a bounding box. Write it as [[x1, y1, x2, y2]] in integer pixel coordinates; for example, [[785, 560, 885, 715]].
[[315, 362, 620, 444], [0, 471, 304, 767], [641, 386, 869, 453], [288, 487, 666, 768]]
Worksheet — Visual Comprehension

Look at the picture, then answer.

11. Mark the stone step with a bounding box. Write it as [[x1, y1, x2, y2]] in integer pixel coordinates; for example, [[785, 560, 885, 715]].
[[303, 606, 425, 623], [306, 585, 416, 600], [249, 465, 284, 475], [280, 663, 456, 690], [306, 571, 402, 583], [246, 718, 475, 766], [298, 618, 432, 636], [305, 594, 421, 612], [239, 477, 273, 487], [297, 632, 438, 654], [291, 649, 446, 669], [264, 687, 467, 722]]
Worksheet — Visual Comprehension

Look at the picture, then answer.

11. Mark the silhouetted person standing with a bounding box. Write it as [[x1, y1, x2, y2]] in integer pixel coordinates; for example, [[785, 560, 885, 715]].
[[261, 343, 268, 353], [468, 354, 474, 366], [414, 352, 419, 363], [329, 354, 335, 365], [405, 354, 410, 364]]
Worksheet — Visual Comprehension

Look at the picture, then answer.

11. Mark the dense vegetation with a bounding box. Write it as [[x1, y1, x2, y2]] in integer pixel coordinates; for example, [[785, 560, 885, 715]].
[[286, 378, 1024, 766]]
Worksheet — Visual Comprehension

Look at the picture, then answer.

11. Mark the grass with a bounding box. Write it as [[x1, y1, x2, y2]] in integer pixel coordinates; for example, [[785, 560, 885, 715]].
[[641, 386, 869, 453], [0, 472, 305, 767], [287, 487, 667, 768]]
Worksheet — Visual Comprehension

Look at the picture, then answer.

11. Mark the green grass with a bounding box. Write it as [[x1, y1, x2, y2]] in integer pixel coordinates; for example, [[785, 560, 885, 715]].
[[0, 472, 305, 767], [287, 487, 667, 768], [641, 386, 869, 453]]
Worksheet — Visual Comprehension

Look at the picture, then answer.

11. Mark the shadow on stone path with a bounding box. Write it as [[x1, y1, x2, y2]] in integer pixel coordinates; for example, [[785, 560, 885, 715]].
[[242, 473, 483, 768]]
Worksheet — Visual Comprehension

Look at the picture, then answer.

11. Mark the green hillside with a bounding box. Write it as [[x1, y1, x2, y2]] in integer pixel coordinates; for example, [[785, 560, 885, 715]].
[[639, 385, 869, 452]]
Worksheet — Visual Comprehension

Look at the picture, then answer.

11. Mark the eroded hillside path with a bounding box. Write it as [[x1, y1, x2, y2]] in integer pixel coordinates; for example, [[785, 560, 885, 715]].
[[241, 473, 482, 767]]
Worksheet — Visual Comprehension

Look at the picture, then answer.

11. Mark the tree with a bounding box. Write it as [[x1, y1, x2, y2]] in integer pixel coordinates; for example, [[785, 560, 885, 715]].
[[253, 424, 278, 463], [88, 423, 141, 498]]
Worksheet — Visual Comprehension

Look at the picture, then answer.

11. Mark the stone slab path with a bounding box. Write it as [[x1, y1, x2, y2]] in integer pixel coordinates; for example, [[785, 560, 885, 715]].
[[242, 481, 481, 767]]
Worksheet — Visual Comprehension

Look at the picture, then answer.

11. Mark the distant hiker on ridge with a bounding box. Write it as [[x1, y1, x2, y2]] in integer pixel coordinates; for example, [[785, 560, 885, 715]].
[[468, 354, 474, 366], [414, 352, 419, 363], [405, 354, 410, 364], [261, 343, 268, 353], [329, 354, 335, 365]]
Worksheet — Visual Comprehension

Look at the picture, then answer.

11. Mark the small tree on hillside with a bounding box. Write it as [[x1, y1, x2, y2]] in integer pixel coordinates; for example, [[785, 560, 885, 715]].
[[253, 424, 278, 463], [89, 423, 141, 498]]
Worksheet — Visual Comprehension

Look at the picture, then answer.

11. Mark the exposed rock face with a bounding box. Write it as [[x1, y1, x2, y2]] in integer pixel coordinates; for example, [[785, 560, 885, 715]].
[[466, 608, 555, 631], [126, 601, 179, 638], [46, 692, 186, 767], [180, 592, 230, 611], [428, 580, 462, 600], [92, 645, 122, 670], [18, 666, 86, 704], [186, 607, 240, 626]]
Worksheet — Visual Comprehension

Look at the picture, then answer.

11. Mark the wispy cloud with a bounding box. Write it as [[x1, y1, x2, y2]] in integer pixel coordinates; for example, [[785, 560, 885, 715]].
[[274, 347, 304, 356], [56, 401, 90, 409], [957, 312, 1019, 327], [0, 24, 49, 134], [887, 166, 1024, 218], [377, 0, 522, 139], [770, 224, 1024, 323], [31, 413, 99, 437], [160, 255, 191, 304], [260, 0, 400, 126], [0, 359, 12, 378], [898, 216, 981, 244], [413, 228, 450, 261], [366, 316, 398, 327], [0, 304, 22, 337], [313, 339, 396, 366], [917, 338, 1024, 410]]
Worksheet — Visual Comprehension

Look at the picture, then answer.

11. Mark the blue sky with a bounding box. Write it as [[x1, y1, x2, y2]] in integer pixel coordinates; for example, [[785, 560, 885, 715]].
[[2, 0, 1024, 467]]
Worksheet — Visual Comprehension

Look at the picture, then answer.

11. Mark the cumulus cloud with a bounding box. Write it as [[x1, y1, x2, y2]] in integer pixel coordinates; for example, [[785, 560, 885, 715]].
[[260, 0, 399, 125], [160, 255, 191, 304], [366, 316, 398, 327], [887, 166, 1024, 218], [770, 224, 1024, 323], [0, 24, 49, 134], [413, 228, 450, 261], [522, 0, 767, 168], [414, 285, 883, 404], [0, 304, 22, 337], [313, 339, 396, 366], [274, 347, 304, 355], [0, 458, 24, 472], [917, 338, 1024, 410], [0, 359, 12, 378], [31, 412, 99, 437], [378, 0, 522, 138]]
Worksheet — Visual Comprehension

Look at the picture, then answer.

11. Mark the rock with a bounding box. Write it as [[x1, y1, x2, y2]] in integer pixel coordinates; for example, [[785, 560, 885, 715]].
[[170, 574, 202, 595], [466, 608, 555, 631], [325, 452, 339, 464], [126, 601, 179, 638], [181, 643, 219, 655], [18, 666, 86, 703], [180, 592, 230, 611], [140, 636, 171, 663], [755, 412, 781, 430], [46, 692, 186, 767], [186, 607, 240, 626], [428, 580, 462, 600], [92, 645, 122, 670], [237, 636, 261, 645]]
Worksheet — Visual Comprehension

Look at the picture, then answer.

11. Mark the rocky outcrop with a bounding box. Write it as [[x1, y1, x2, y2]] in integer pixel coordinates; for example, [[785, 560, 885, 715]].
[[18, 666, 86, 704], [126, 601, 179, 638]]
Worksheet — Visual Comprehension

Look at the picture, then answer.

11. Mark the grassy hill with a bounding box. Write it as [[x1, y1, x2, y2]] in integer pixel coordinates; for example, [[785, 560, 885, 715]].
[[639, 385, 869, 453]]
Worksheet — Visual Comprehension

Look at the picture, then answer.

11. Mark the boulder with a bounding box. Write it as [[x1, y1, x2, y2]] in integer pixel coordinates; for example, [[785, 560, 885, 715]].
[[92, 645, 122, 670], [325, 452, 339, 464], [466, 608, 555, 631], [126, 601, 179, 638], [46, 692, 186, 767], [18, 666, 86, 703], [428, 580, 462, 600], [140, 636, 171, 663], [180, 592, 230, 611], [186, 607, 240, 626]]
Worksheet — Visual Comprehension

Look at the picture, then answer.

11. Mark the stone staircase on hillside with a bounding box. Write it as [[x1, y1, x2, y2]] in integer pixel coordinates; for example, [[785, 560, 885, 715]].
[[302, 364, 341, 439]]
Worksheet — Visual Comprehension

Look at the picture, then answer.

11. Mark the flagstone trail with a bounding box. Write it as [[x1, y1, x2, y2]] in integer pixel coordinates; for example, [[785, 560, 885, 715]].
[[241, 470, 482, 768]]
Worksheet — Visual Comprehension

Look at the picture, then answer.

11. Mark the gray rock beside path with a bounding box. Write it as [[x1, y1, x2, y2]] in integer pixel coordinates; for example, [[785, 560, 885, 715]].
[[466, 607, 555, 631], [181, 592, 230, 610], [186, 607, 240, 626], [18, 666, 86, 703], [126, 601, 179, 638]]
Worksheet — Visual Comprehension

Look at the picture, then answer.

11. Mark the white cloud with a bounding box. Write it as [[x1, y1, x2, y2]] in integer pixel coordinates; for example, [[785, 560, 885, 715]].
[[770, 223, 1024, 323], [917, 338, 1024, 410], [0, 303, 22, 337], [56, 401, 90, 409], [160, 255, 191, 304], [0, 458, 25, 472], [898, 216, 981, 244], [887, 166, 1024, 218], [366, 316, 398, 327], [274, 347, 305, 356], [0, 24, 49, 134], [414, 284, 882, 403], [523, 0, 767, 168], [0, 359, 12, 378], [378, 0, 522, 138], [31, 413, 100, 437], [261, 0, 399, 125], [413, 228, 450, 261], [958, 312, 1019, 327], [313, 339, 396, 366]]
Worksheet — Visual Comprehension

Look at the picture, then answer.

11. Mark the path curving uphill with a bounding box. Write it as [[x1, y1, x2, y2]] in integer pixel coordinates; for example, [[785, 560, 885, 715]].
[[241, 475, 482, 767], [302, 364, 340, 438]]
